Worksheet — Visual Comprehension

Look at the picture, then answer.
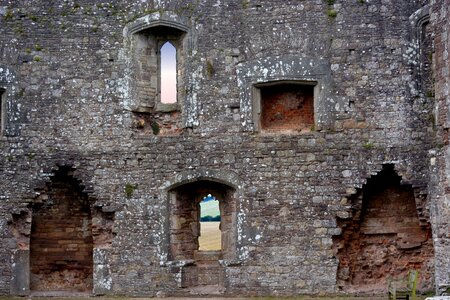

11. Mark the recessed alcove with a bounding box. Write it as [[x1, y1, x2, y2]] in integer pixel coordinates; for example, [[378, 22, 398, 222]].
[[258, 83, 315, 132], [30, 167, 93, 292], [333, 165, 434, 292]]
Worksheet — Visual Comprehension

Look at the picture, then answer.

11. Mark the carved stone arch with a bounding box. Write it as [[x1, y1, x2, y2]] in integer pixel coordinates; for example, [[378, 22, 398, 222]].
[[123, 13, 189, 37], [410, 4, 430, 44], [160, 169, 242, 192], [158, 169, 243, 262]]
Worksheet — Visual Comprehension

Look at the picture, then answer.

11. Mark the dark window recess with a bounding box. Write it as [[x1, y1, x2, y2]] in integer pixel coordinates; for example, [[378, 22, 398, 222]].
[[260, 84, 314, 132], [130, 25, 186, 136]]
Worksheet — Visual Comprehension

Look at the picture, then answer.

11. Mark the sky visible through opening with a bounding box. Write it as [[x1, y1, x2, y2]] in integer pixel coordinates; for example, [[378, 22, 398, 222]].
[[199, 194, 221, 250], [160, 42, 177, 104]]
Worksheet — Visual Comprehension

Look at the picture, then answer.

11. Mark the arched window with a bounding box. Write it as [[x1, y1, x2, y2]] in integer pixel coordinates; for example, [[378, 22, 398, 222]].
[[160, 42, 177, 104], [168, 180, 236, 260], [167, 179, 236, 289], [127, 21, 186, 112]]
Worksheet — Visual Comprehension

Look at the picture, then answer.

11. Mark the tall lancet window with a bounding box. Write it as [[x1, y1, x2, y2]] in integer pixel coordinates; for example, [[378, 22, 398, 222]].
[[160, 42, 177, 104]]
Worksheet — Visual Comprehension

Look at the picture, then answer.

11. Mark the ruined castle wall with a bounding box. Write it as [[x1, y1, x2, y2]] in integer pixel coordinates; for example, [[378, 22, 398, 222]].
[[0, 0, 440, 296], [430, 0, 450, 294]]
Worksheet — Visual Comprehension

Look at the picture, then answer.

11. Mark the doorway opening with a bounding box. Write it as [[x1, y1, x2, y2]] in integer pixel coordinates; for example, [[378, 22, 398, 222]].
[[168, 180, 236, 291]]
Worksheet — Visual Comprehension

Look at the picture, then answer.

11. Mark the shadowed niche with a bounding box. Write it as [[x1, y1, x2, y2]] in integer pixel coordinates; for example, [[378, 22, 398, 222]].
[[333, 165, 434, 293], [30, 166, 93, 292]]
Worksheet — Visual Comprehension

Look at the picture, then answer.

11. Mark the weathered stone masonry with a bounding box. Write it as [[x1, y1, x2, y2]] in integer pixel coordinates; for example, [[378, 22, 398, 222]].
[[0, 0, 449, 296]]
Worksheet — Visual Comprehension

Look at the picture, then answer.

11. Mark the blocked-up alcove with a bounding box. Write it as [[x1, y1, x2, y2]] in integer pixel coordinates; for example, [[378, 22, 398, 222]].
[[412, 7, 434, 98], [257, 83, 315, 132], [0, 88, 5, 135], [333, 165, 434, 292], [30, 166, 93, 292]]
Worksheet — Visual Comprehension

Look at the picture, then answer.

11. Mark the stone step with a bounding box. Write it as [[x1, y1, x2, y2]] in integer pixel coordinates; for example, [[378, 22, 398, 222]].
[[196, 266, 221, 274], [181, 263, 224, 287], [189, 284, 225, 295], [196, 260, 221, 267], [197, 270, 223, 286], [193, 250, 222, 261]]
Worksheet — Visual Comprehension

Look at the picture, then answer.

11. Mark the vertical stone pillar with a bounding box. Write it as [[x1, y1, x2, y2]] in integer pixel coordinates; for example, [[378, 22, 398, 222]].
[[10, 249, 29, 296], [93, 249, 113, 295]]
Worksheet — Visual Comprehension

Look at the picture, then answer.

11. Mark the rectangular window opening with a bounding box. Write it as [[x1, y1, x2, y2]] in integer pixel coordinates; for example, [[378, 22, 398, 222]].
[[254, 82, 316, 133], [199, 194, 221, 251]]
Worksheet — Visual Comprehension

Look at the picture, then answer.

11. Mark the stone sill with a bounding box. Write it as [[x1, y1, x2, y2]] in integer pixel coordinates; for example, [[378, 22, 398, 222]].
[[130, 102, 180, 113], [155, 102, 180, 113], [163, 258, 242, 267]]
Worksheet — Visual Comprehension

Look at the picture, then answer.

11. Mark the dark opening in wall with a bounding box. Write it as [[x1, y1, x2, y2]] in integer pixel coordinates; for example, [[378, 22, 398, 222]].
[[333, 165, 434, 293], [30, 166, 93, 292], [255, 83, 315, 133]]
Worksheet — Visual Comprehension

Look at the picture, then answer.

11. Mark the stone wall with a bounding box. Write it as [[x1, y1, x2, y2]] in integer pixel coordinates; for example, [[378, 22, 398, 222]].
[[0, 0, 446, 297], [430, 0, 450, 295]]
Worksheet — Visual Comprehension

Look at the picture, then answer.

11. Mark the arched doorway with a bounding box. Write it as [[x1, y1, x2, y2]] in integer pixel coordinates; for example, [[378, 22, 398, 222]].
[[168, 179, 236, 291]]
